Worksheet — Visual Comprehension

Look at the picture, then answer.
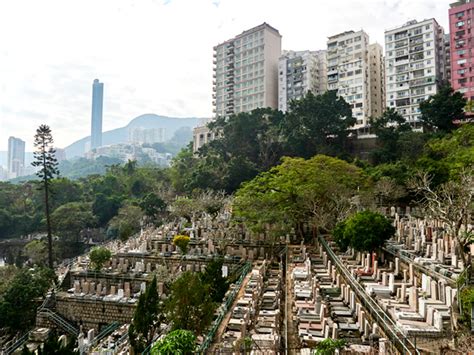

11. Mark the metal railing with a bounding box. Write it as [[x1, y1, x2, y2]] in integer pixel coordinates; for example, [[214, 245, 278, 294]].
[[37, 309, 79, 337], [318, 236, 420, 355], [88, 321, 120, 349], [383, 243, 456, 286], [2, 332, 30, 355]]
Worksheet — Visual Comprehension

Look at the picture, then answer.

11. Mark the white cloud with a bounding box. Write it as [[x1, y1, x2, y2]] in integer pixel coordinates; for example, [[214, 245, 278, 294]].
[[0, 0, 452, 151]]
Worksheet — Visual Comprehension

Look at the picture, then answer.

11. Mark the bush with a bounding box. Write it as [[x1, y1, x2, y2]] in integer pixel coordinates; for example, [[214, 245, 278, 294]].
[[173, 235, 190, 254], [89, 247, 112, 271], [333, 211, 394, 252]]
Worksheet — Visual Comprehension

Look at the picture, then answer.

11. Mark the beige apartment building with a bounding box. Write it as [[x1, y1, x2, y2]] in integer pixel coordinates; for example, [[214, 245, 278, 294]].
[[193, 23, 282, 151], [327, 30, 384, 129], [368, 43, 385, 119]]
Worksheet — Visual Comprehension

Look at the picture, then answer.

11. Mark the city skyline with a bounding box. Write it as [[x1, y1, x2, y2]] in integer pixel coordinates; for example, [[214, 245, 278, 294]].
[[0, 0, 451, 151]]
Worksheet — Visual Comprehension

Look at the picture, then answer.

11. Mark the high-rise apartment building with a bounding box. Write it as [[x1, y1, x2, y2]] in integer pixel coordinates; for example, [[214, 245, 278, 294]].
[[194, 23, 282, 151], [278, 50, 327, 112], [327, 30, 383, 128], [91, 79, 104, 150], [213, 23, 281, 117], [368, 44, 385, 118], [7, 136, 25, 178], [385, 19, 445, 127], [449, 0, 474, 99]]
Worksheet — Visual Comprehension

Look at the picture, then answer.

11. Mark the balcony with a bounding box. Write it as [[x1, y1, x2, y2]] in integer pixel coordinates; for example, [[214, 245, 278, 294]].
[[410, 76, 434, 87]]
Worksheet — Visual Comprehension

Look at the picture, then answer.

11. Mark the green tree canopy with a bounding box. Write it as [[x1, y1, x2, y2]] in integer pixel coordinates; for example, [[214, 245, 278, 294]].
[[369, 108, 411, 164], [139, 193, 167, 223], [50, 202, 96, 241], [108, 202, 143, 240], [151, 329, 196, 355], [333, 210, 395, 252], [165, 272, 215, 335], [0, 267, 56, 332], [200, 258, 229, 302], [420, 82, 466, 132], [129, 276, 163, 353], [283, 90, 355, 158], [233, 155, 365, 240], [24, 240, 49, 266], [89, 247, 112, 271]]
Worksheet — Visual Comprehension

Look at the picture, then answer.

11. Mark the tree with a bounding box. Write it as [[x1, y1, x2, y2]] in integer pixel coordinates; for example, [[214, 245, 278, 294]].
[[408, 169, 473, 264], [151, 329, 196, 355], [420, 82, 466, 132], [194, 190, 228, 218], [417, 124, 474, 185], [139, 193, 167, 223], [92, 193, 123, 226], [0, 267, 55, 332], [333, 211, 395, 252], [24, 240, 49, 266], [233, 155, 364, 240], [173, 235, 190, 255], [108, 202, 144, 240], [32, 124, 59, 269], [371, 176, 407, 208], [283, 90, 355, 158], [129, 276, 163, 353], [165, 272, 215, 335], [200, 258, 229, 302], [369, 108, 411, 164], [89, 247, 112, 271], [50, 202, 96, 241], [170, 197, 197, 223]]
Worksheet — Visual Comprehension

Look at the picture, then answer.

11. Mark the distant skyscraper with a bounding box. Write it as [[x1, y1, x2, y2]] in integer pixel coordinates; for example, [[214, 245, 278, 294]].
[[90, 79, 104, 150], [7, 136, 25, 178]]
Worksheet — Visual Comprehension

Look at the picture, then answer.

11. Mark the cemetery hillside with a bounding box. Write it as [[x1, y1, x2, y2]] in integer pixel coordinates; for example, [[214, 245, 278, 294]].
[[0, 88, 473, 354]]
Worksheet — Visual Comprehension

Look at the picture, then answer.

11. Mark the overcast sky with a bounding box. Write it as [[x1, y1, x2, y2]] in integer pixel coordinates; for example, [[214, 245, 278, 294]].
[[0, 0, 452, 151]]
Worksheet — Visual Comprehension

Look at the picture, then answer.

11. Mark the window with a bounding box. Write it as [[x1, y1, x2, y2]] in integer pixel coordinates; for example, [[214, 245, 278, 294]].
[[456, 11, 465, 18], [458, 59, 467, 64]]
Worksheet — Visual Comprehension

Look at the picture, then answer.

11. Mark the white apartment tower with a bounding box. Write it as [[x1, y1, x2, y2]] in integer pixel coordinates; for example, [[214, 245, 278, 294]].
[[278, 50, 327, 112], [385, 19, 445, 127], [327, 30, 383, 128], [213, 22, 282, 116], [194, 23, 282, 151]]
